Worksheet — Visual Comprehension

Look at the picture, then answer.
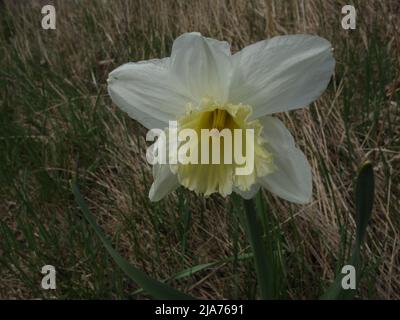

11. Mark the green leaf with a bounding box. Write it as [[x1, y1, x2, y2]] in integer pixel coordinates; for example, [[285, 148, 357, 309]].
[[241, 197, 274, 299], [71, 180, 194, 300], [132, 253, 253, 295], [354, 162, 375, 247], [131, 261, 217, 296], [321, 162, 374, 300]]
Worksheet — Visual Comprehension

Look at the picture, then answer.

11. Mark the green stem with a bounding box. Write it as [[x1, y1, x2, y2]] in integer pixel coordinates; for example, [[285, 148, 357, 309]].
[[242, 198, 274, 299]]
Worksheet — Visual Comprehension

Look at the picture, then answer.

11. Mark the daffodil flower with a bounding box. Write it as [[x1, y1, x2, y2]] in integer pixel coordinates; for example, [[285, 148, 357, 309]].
[[107, 33, 335, 203]]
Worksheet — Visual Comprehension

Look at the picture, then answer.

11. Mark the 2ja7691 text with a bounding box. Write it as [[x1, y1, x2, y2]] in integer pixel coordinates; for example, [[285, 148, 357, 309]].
[[198, 304, 244, 317]]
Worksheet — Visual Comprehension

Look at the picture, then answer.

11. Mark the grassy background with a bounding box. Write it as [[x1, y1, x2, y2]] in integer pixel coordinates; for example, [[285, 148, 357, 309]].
[[0, 0, 399, 299]]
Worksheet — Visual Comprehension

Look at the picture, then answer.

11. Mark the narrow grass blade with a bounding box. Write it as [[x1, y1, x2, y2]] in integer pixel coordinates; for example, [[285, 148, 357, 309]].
[[354, 162, 375, 247], [132, 253, 253, 295], [71, 181, 194, 300], [242, 198, 274, 299], [321, 162, 374, 300]]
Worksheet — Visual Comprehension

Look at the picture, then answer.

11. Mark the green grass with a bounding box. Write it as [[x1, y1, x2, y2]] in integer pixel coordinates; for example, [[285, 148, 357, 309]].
[[0, 0, 399, 299]]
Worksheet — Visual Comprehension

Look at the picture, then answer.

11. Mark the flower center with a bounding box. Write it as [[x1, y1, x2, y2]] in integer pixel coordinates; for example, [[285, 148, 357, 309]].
[[211, 109, 228, 130], [171, 99, 274, 197]]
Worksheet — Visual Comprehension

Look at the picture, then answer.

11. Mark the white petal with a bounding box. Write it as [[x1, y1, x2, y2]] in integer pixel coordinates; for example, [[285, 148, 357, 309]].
[[108, 58, 192, 129], [149, 163, 179, 202], [234, 184, 260, 200], [170, 32, 232, 103], [258, 116, 312, 204], [229, 35, 335, 118]]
